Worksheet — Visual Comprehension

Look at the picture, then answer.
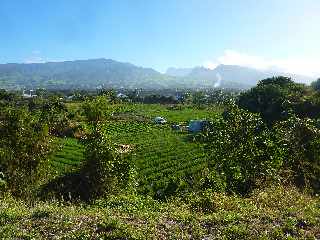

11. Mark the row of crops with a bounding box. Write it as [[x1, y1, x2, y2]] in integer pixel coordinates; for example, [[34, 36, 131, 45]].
[[50, 137, 85, 175], [103, 122, 208, 193], [49, 121, 208, 193], [49, 104, 214, 195]]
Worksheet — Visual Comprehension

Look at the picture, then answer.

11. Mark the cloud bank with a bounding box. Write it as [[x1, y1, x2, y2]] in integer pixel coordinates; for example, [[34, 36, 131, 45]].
[[204, 50, 320, 77]]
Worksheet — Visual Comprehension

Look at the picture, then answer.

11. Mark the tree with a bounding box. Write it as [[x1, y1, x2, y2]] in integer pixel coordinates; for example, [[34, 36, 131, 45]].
[[0, 89, 19, 104], [238, 76, 319, 125], [40, 124, 133, 201], [82, 95, 111, 123], [192, 91, 207, 107], [80, 125, 133, 198]]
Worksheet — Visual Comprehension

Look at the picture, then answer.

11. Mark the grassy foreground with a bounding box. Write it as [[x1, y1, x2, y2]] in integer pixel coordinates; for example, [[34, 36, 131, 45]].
[[1, 186, 319, 239]]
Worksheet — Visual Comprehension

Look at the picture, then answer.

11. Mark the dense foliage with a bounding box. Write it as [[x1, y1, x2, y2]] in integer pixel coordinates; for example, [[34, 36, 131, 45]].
[[238, 76, 320, 125], [201, 77, 320, 195], [0, 106, 51, 197], [82, 95, 112, 122], [203, 105, 285, 194], [80, 125, 133, 199], [275, 115, 320, 192]]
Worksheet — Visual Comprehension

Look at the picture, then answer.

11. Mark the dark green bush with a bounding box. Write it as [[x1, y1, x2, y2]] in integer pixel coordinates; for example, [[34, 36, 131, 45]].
[[203, 103, 320, 194], [82, 95, 112, 123]]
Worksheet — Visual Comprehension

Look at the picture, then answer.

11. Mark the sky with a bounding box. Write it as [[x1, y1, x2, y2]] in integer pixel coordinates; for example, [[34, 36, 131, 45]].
[[0, 0, 320, 76]]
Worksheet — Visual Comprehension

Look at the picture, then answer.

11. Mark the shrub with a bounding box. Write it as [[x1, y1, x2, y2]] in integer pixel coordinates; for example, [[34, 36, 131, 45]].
[[41, 124, 133, 201], [204, 105, 285, 194], [275, 115, 320, 192], [0, 106, 51, 197], [82, 95, 112, 123], [80, 125, 133, 198]]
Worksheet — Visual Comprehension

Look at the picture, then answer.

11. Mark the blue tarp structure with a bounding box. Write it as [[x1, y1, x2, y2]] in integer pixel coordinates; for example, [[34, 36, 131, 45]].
[[188, 120, 208, 133]]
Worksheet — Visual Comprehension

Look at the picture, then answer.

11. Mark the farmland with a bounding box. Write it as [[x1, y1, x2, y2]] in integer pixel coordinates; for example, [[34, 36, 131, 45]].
[[49, 104, 220, 197], [2, 79, 320, 239]]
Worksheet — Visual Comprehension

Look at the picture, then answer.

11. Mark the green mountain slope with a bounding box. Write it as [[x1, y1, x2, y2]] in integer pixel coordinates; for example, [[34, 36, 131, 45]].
[[0, 59, 178, 90]]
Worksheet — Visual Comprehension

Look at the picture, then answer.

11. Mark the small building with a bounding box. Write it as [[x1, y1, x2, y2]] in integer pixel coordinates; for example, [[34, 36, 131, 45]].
[[188, 120, 209, 133], [22, 89, 37, 98], [154, 116, 167, 124]]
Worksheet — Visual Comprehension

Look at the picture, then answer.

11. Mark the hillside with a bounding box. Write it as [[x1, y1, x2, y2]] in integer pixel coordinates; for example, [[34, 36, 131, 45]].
[[0, 59, 178, 90], [0, 59, 315, 90], [2, 186, 320, 239]]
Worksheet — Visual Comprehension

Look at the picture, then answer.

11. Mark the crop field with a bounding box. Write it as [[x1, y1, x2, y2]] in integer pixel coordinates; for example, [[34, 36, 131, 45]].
[[66, 102, 222, 123], [50, 137, 85, 175], [51, 104, 220, 193], [110, 103, 222, 122], [103, 122, 207, 193]]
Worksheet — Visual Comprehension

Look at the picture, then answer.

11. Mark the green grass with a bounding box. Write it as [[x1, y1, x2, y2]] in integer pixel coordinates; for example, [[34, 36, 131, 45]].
[[66, 102, 222, 123], [1, 186, 320, 239]]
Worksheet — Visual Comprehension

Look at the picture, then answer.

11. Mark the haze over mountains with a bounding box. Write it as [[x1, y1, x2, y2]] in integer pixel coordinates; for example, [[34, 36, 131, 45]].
[[0, 58, 315, 90], [166, 65, 315, 88]]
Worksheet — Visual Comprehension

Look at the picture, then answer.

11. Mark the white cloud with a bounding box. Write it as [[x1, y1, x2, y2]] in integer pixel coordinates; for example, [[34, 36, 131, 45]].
[[24, 50, 46, 64], [204, 50, 320, 77], [203, 61, 218, 70], [218, 50, 271, 70]]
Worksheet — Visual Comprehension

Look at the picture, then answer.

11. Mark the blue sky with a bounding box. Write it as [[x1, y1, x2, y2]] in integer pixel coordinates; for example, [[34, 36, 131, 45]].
[[1, 0, 320, 75]]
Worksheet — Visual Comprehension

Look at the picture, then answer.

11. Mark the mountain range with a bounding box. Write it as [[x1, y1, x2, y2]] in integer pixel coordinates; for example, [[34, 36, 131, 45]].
[[165, 65, 315, 88], [0, 58, 315, 90]]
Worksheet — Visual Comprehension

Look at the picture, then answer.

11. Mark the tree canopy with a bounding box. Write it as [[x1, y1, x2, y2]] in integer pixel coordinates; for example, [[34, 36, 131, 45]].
[[238, 76, 320, 125]]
